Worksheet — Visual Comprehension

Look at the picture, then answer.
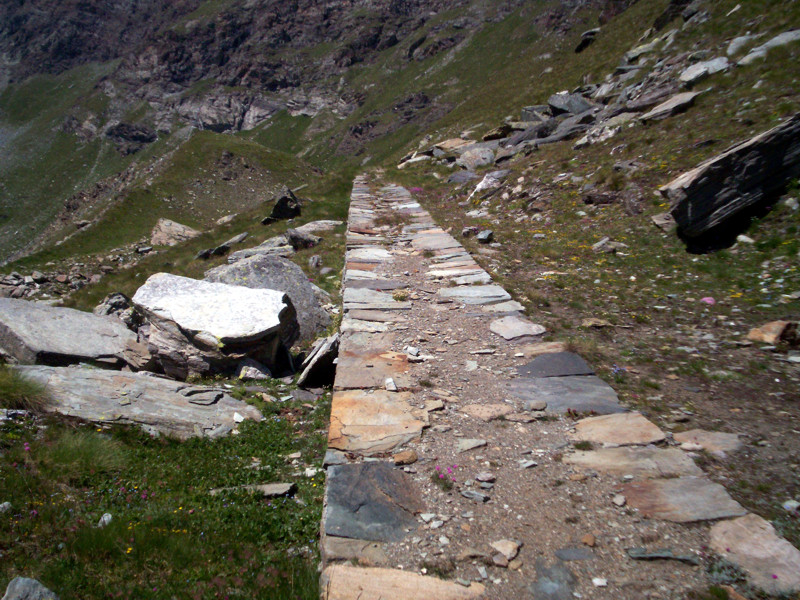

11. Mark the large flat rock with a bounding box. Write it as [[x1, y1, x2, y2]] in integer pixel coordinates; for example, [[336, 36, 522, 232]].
[[673, 429, 742, 456], [517, 352, 594, 378], [710, 513, 800, 594], [132, 273, 297, 379], [329, 390, 428, 454], [507, 376, 624, 414], [343, 288, 411, 311], [489, 316, 546, 340], [623, 477, 747, 523], [323, 463, 423, 543], [564, 447, 703, 478], [321, 565, 485, 600], [335, 350, 412, 390], [0, 298, 146, 370], [204, 254, 330, 342], [437, 285, 512, 305], [571, 412, 665, 446], [18, 365, 261, 439]]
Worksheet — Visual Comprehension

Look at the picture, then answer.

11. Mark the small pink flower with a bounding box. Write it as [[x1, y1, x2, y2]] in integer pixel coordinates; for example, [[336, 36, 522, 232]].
[[772, 575, 778, 579], [439, 474, 445, 479]]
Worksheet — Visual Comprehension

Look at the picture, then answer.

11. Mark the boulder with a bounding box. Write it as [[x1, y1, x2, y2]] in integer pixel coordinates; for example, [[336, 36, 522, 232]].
[[261, 186, 301, 224], [548, 92, 593, 115], [17, 365, 261, 439], [132, 273, 298, 380], [661, 113, 800, 242], [639, 91, 701, 122], [0, 298, 148, 370], [93, 292, 142, 331], [1, 578, 59, 600], [679, 57, 729, 86], [205, 255, 330, 342], [150, 218, 201, 246], [456, 147, 495, 170], [285, 228, 320, 250]]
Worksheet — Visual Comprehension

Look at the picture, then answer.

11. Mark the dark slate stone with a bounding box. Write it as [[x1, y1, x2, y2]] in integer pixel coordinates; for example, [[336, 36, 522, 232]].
[[529, 560, 576, 600], [517, 352, 594, 378], [555, 546, 596, 561], [507, 376, 624, 415], [323, 463, 423, 542]]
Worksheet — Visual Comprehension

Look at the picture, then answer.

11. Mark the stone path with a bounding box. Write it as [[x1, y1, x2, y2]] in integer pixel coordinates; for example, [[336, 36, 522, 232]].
[[319, 175, 800, 599]]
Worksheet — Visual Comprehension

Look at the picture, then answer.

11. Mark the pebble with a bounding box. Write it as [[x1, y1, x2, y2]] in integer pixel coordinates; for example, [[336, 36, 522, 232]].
[[460, 490, 490, 503], [490, 539, 521, 560], [612, 494, 627, 507], [592, 578, 608, 587], [475, 472, 496, 483], [457, 439, 487, 453], [477, 566, 488, 579], [783, 500, 800, 512], [421, 513, 436, 523], [519, 460, 538, 469], [97, 513, 112, 528], [393, 449, 418, 465], [0, 502, 11, 514], [385, 378, 398, 391], [581, 533, 596, 547]]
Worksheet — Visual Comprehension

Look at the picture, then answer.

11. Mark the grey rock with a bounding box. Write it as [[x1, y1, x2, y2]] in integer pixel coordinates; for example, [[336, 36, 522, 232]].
[[662, 113, 800, 242], [626, 547, 700, 565], [132, 273, 298, 379], [448, 171, 478, 185], [0, 501, 11, 513], [205, 254, 330, 342], [476, 230, 494, 243], [529, 559, 576, 600], [236, 358, 271, 380], [0, 298, 148, 370], [639, 92, 701, 122], [150, 218, 201, 247], [520, 105, 551, 121], [209, 483, 296, 497], [97, 513, 112, 528], [679, 57, 729, 86], [324, 449, 348, 467], [285, 228, 320, 250], [508, 376, 624, 415], [297, 333, 339, 388], [93, 292, 141, 331], [456, 148, 495, 170], [17, 365, 262, 439], [1, 577, 59, 600], [739, 30, 800, 65], [457, 438, 487, 453], [437, 285, 512, 305], [460, 490, 490, 503], [323, 462, 423, 542], [517, 352, 594, 378], [727, 35, 758, 56], [548, 93, 593, 116], [555, 546, 595, 561]]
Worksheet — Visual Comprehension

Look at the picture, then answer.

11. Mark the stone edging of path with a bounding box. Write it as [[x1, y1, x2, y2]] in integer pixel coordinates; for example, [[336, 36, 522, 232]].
[[317, 175, 800, 599]]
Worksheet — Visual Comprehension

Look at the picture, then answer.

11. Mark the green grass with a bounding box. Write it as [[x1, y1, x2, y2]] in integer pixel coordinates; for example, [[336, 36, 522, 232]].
[[0, 366, 50, 414], [0, 384, 331, 599]]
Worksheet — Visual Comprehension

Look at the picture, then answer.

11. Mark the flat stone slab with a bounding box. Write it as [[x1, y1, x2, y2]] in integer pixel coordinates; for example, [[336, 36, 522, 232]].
[[517, 342, 568, 358], [321, 565, 485, 600], [490, 316, 546, 340], [461, 403, 515, 422], [343, 288, 411, 310], [18, 365, 262, 439], [322, 536, 388, 564], [335, 351, 412, 390], [0, 298, 143, 369], [348, 310, 407, 323], [209, 483, 295, 497], [564, 447, 703, 478], [323, 463, 424, 542], [482, 300, 526, 313], [623, 477, 747, 523], [674, 429, 742, 455], [437, 285, 512, 305], [329, 390, 428, 454], [571, 412, 665, 446], [347, 279, 408, 291], [555, 546, 595, 561], [346, 248, 393, 263], [710, 513, 800, 594], [639, 91, 701, 122], [340, 319, 389, 333], [507, 376, 624, 415], [517, 352, 594, 378]]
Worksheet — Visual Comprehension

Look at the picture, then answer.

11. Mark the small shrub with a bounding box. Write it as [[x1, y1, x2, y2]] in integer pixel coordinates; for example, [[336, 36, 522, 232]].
[[573, 440, 593, 451], [392, 290, 409, 301], [0, 365, 50, 413]]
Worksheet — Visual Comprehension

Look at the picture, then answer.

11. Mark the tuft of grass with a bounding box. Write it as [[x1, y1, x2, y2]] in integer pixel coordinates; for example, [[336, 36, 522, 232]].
[[573, 440, 593, 451], [40, 430, 127, 486], [0, 365, 50, 414]]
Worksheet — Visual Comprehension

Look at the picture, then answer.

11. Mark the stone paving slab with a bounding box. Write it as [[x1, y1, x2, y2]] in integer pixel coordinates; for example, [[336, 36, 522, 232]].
[[507, 375, 624, 414], [323, 462, 423, 542], [321, 565, 485, 600], [623, 477, 747, 522], [329, 390, 428, 454], [517, 352, 594, 378], [490, 316, 546, 340], [437, 285, 512, 305], [570, 412, 666, 446], [673, 429, 742, 455], [334, 351, 412, 390], [710, 514, 800, 594], [564, 447, 703, 478]]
